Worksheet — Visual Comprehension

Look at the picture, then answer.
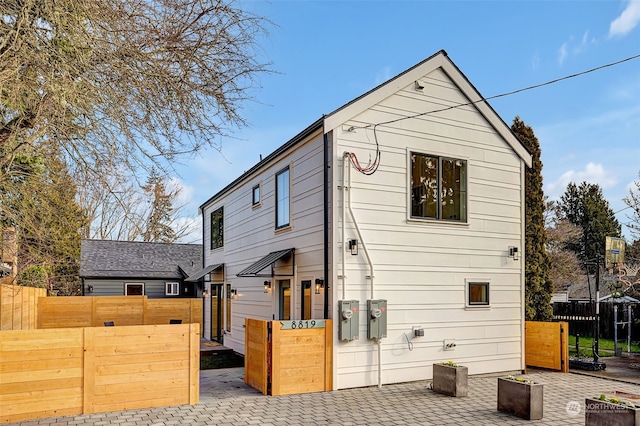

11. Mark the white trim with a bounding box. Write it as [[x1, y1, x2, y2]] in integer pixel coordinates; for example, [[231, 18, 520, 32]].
[[324, 51, 532, 167], [165, 282, 179, 296], [125, 282, 145, 296], [464, 278, 491, 309]]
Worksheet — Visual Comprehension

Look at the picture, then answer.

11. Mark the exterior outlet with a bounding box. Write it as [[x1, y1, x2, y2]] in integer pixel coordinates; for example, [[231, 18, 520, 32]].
[[444, 339, 456, 351]]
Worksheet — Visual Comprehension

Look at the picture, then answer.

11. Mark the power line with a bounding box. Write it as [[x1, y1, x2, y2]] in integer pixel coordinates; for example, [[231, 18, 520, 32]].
[[368, 53, 640, 129]]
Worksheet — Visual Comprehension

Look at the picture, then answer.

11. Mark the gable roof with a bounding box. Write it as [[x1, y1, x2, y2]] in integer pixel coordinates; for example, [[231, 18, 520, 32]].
[[200, 49, 531, 210], [80, 239, 202, 280], [325, 50, 531, 167]]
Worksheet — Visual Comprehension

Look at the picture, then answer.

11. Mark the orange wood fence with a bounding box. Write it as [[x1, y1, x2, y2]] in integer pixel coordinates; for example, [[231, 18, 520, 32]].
[[0, 323, 199, 424], [0, 284, 46, 331], [525, 320, 569, 372], [37, 296, 202, 333], [245, 318, 333, 396]]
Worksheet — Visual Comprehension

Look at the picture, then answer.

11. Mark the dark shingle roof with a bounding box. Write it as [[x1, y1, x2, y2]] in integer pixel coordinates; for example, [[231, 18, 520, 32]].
[[80, 239, 202, 280]]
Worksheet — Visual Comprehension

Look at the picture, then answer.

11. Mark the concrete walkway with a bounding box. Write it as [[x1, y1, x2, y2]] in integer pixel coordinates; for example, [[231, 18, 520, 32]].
[[10, 367, 640, 425]]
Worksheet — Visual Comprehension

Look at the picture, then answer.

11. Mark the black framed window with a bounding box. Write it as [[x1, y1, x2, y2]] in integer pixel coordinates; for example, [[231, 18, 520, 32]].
[[467, 282, 490, 306], [252, 184, 261, 206], [275, 167, 290, 229], [210, 207, 224, 249], [411, 152, 467, 222]]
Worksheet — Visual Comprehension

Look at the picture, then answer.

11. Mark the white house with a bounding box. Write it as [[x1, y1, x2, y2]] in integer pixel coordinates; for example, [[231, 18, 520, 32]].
[[193, 50, 532, 390]]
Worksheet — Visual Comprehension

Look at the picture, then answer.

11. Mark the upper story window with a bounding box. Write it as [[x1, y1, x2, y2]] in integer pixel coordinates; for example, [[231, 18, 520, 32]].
[[410, 152, 467, 222], [252, 184, 261, 206], [210, 206, 224, 249], [275, 167, 290, 229]]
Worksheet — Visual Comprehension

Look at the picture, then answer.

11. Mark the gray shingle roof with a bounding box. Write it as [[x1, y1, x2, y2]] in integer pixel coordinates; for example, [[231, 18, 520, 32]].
[[80, 239, 202, 280]]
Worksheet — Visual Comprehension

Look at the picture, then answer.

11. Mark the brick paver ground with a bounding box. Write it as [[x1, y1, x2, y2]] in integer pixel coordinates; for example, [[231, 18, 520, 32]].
[[9, 367, 640, 425]]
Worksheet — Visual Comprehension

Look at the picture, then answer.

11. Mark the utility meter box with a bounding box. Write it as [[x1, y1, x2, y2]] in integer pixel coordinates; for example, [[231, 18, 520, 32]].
[[338, 300, 359, 341], [367, 299, 387, 339]]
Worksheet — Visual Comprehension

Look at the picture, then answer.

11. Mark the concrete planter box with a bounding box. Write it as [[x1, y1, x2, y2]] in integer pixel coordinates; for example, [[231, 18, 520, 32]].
[[497, 377, 543, 420], [585, 398, 640, 426], [432, 363, 468, 397]]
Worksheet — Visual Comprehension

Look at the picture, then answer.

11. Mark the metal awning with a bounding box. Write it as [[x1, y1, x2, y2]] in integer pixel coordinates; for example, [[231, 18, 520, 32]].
[[185, 263, 224, 282], [236, 248, 295, 277]]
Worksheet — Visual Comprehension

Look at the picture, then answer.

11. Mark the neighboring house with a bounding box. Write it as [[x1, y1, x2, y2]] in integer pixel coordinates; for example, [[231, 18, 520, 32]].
[[194, 50, 532, 390], [80, 239, 202, 298]]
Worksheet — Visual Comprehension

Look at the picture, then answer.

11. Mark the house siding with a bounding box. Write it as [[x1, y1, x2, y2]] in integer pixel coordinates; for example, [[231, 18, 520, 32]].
[[201, 129, 328, 352], [83, 279, 174, 298], [199, 51, 529, 391], [330, 66, 524, 389]]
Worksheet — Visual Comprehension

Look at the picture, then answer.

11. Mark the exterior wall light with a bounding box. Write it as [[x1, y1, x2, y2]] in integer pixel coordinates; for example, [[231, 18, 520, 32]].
[[315, 278, 324, 295], [264, 280, 271, 293], [508, 246, 519, 261]]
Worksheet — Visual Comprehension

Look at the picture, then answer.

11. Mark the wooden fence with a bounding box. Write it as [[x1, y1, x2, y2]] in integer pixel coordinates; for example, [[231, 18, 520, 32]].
[[0, 284, 46, 330], [38, 296, 202, 333], [525, 321, 569, 372], [0, 323, 199, 424], [245, 318, 333, 396]]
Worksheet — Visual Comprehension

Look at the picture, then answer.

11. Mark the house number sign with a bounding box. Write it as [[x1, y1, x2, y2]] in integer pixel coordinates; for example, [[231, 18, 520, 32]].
[[279, 320, 325, 330]]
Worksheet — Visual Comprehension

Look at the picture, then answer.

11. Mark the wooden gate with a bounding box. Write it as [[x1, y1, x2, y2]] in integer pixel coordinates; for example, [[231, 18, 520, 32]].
[[525, 321, 569, 372], [244, 318, 333, 396]]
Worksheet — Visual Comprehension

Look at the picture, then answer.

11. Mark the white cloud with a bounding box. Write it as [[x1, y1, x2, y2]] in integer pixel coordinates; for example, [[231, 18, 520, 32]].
[[558, 42, 568, 65], [609, 0, 640, 37], [545, 162, 618, 198]]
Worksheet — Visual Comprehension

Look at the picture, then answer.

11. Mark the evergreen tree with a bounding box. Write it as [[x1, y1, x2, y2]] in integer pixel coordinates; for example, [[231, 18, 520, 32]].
[[141, 170, 177, 243], [1, 150, 86, 294], [511, 117, 553, 321], [558, 182, 621, 263]]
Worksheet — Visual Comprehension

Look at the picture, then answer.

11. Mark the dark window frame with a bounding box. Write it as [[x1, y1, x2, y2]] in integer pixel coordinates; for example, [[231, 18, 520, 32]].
[[275, 166, 290, 229], [410, 152, 467, 222], [252, 184, 261, 206], [467, 281, 490, 306], [210, 206, 224, 250]]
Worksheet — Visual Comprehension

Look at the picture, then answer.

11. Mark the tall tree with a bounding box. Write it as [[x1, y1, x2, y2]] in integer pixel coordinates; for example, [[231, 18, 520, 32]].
[[558, 182, 622, 263], [545, 199, 584, 291], [141, 169, 177, 243], [623, 171, 640, 240], [1, 0, 271, 178], [0, 149, 86, 294], [511, 116, 553, 321]]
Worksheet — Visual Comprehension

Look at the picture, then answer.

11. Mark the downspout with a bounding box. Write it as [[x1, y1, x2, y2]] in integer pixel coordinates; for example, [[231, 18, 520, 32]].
[[520, 160, 526, 372], [342, 151, 379, 387], [323, 120, 330, 320]]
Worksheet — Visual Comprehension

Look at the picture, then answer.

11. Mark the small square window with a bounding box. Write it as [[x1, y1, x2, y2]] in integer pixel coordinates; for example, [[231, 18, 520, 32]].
[[166, 282, 179, 296], [466, 281, 490, 307], [252, 184, 261, 206]]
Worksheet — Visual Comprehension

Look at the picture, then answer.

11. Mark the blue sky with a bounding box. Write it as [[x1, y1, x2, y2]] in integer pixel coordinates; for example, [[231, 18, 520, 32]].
[[173, 0, 640, 243]]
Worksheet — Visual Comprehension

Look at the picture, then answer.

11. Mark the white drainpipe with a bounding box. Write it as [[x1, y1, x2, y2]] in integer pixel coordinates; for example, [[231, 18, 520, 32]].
[[342, 152, 380, 387]]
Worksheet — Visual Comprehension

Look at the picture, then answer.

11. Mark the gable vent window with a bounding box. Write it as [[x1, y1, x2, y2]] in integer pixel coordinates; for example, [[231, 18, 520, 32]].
[[166, 282, 179, 296]]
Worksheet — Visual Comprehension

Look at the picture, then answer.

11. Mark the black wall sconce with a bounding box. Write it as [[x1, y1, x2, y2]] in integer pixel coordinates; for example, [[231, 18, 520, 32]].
[[230, 288, 237, 299], [508, 246, 519, 261], [348, 239, 358, 255], [315, 278, 324, 294], [87, 285, 94, 293], [264, 280, 271, 293]]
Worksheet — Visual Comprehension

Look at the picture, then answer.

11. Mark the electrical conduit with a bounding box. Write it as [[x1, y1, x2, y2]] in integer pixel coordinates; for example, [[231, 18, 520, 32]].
[[342, 152, 380, 387]]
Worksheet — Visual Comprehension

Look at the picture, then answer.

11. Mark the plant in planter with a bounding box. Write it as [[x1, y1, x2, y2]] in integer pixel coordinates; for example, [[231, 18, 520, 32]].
[[432, 361, 468, 397], [585, 394, 640, 426], [497, 375, 543, 420]]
